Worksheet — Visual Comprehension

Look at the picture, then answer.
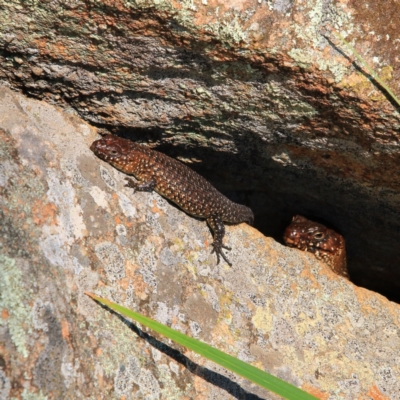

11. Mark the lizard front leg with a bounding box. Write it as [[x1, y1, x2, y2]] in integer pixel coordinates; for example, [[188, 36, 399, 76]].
[[206, 214, 232, 266], [125, 177, 156, 193]]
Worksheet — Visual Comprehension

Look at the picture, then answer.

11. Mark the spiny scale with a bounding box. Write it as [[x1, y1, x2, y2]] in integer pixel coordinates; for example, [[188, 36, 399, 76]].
[[91, 135, 254, 266]]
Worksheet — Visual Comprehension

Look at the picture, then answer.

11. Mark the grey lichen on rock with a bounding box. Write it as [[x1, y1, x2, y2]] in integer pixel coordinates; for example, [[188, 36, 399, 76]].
[[2, 87, 400, 399]]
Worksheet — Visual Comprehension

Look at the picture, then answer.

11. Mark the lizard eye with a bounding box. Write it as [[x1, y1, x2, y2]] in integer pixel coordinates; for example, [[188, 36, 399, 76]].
[[109, 149, 119, 156], [313, 232, 324, 240]]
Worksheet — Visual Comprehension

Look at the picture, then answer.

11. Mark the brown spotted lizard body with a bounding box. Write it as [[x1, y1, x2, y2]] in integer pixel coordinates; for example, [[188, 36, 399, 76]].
[[283, 215, 349, 278], [91, 135, 254, 266]]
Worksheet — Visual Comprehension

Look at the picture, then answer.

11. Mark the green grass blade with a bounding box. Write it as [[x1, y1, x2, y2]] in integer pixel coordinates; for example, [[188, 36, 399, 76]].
[[85, 292, 319, 400], [331, 30, 400, 108]]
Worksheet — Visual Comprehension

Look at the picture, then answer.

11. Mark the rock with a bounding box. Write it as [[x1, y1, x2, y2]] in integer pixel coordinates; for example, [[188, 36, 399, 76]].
[[1, 87, 400, 399]]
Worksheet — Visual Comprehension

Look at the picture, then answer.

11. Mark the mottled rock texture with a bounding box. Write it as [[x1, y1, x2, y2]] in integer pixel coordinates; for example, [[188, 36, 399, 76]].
[[1, 0, 400, 301], [2, 87, 400, 399]]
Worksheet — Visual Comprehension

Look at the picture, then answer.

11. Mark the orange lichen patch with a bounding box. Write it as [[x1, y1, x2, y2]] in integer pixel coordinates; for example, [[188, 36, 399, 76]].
[[115, 215, 121, 225], [123, 260, 139, 280], [212, 322, 235, 347], [32, 38, 48, 53], [302, 383, 329, 400], [2, 309, 9, 319], [32, 200, 58, 226], [118, 266, 139, 290], [150, 204, 164, 215], [124, 220, 134, 228], [147, 200, 163, 214], [87, 43, 98, 53], [130, 273, 149, 301], [53, 42, 69, 57], [366, 385, 391, 400], [61, 319, 70, 341]]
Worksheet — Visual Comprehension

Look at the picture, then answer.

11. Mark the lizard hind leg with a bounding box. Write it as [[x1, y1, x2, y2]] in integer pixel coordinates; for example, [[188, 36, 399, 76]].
[[206, 215, 232, 267]]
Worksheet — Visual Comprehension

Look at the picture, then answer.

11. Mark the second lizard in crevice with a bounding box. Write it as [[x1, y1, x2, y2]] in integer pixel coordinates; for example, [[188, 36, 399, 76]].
[[283, 215, 349, 279]]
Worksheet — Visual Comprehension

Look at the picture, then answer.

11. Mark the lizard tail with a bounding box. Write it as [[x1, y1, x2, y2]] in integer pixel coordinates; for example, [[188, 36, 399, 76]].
[[228, 203, 254, 225]]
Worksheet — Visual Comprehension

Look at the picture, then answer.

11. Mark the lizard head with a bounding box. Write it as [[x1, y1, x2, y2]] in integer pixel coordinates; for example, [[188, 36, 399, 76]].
[[283, 215, 348, 277], [91, 135, 134, 171]]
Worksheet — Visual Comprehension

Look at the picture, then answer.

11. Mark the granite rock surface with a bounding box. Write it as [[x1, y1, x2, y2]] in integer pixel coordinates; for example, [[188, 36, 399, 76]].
[[1, 87, 400, 399]]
